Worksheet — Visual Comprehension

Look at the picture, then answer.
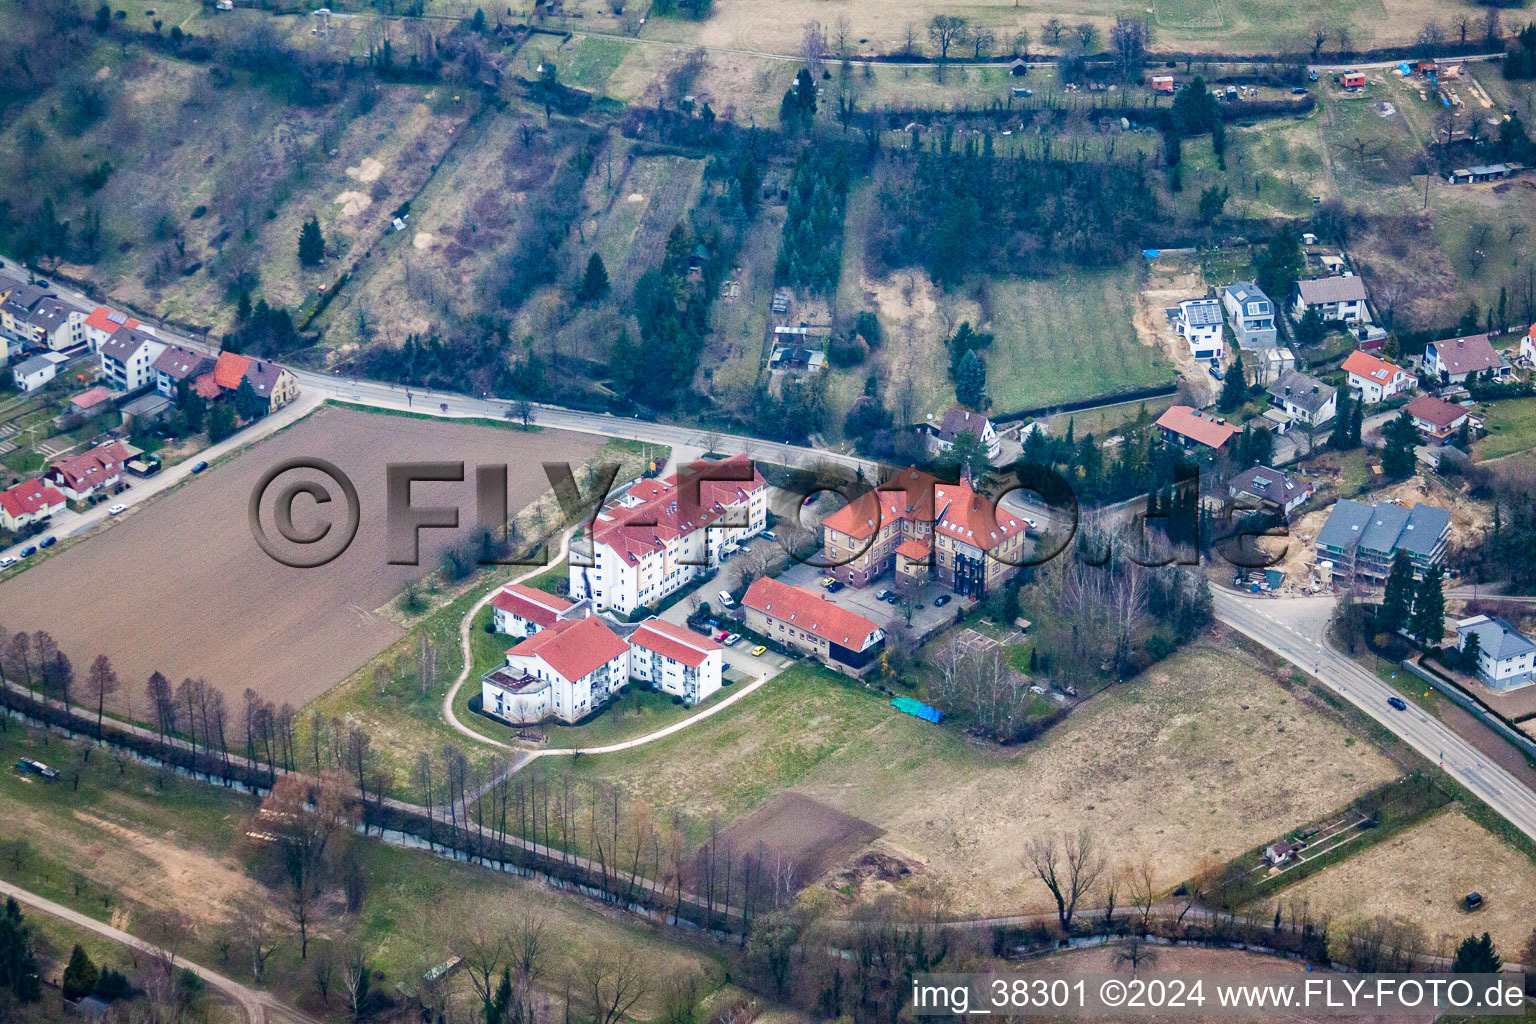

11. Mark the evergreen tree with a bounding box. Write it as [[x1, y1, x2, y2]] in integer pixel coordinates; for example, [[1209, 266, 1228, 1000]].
[[1454, 417, 1472, 451], [1452, 933, 1501, 974], [298, 216, 325, 267], [1459, 628, 1483, 673], [1348, 399, 1363, 447], [1296, 304, 1326, 347], [1410, 564, 1446, 646], [1380, 551, 1416, 635], [235, 376, 267, 421], [62, 945, 99, 1001], [0, 897, 41, 1003], [1254, 229, 1303, 309], [1381, 410, 1420, 478], [955, 349, 988, 409], [208, 401, 238, 443], [578, 252, 610, 301], [1219, 351, 1247, 412], [1330, 389, 1354, 449]]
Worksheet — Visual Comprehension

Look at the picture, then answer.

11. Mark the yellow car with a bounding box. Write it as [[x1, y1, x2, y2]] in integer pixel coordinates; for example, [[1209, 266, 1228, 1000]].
[[751, 645, 767, 657], [820, 576, 836, 588]]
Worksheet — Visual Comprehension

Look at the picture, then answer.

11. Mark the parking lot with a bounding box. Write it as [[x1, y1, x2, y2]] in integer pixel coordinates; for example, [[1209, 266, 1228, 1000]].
[[775, 558, 962, 638]]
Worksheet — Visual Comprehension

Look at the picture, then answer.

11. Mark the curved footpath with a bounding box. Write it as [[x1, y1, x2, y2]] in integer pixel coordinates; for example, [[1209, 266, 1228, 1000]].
[[0, 878, 322, 1024], [441, 524, 776, 766]]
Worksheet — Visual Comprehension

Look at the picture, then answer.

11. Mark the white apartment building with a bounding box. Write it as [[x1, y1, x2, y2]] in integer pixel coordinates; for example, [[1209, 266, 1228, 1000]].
[[570, 454, 768, 615], [99, 324, 166, 391], [626, 618, 725, 705]]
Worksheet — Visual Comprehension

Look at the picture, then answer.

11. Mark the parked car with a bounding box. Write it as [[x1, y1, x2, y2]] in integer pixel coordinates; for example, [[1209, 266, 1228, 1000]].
[[19, 545, 36, 557], [717, 590, 735, 608], [820, 576, 836, 588], [761, 530, 777, 541], [876, 590, 894, 601], [108, 503, 127, 516], [715, 629, 730, 643], [934, 594, 952, 607], [38, 536, 55, 549], [1021, 516, 1038, 531], [723, 633, 741, 646], [14, 758, 58, 780], [826, 581, 845, 593], [0, 557, 14, 568], [1387, 696, 1408, 711], [751, 645, 766, 656], [884, 592, 900, 603], [191, 460, 209, 474]]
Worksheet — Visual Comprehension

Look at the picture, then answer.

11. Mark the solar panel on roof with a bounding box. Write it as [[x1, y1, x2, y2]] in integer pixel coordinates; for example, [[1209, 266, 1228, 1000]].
[[108, 311, 127, 324]]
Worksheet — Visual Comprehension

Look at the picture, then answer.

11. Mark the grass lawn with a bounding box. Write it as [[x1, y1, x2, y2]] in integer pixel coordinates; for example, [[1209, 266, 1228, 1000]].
[[983, 266, 1171, 414], [1475, 397, 1536, 462], [547, 34, 636, 93]]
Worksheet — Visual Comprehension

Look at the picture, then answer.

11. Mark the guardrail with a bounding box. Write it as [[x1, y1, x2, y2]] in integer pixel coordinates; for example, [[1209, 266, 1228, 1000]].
[[1401, 660, 1536, 762]]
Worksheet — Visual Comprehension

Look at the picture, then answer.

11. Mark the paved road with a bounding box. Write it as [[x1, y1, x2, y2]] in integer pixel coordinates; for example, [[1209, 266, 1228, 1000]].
[[1212, 588, 1536, 843], [0, 878, 320, 1024]]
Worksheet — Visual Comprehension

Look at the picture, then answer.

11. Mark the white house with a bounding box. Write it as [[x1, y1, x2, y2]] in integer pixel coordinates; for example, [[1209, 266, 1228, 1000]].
[[1174, 297, 1225, 360], [1222, 281, 1277, 349], [626, 618, 725, 705], [489, 583, 574, 638], [99, 325, 165, 391], [0, 479, 66, 532], [1293, 275, 1370, 324], [84, 307, 142, 352], [12, 352, 67, 392], [570, 454, 768, 616], [1424, 333, 1508, 385], [1521, 324, 1536, 367], [1265, 368, 1337, 426], [482, 614, 632, 725], [27, 298, 86, 351], [928, 406, 1002, 462], [1456, 615, 1536, 691], [44, 441, 128, 501], [1342, 350, 1414, 403]]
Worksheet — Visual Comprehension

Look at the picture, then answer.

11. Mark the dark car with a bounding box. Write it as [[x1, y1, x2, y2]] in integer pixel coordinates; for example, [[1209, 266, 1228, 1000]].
[[827, 581, 845, 593], [38, 536, 55, 549], [934, 594, 952, 607], [190, 460, 209, 474], [1291, 86, 1309, 95], [1387, 696, 1408, 711], [19, 545, 36, 557]]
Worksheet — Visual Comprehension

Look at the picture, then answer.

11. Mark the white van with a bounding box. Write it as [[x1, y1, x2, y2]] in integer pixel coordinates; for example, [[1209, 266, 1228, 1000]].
[[717, 590, 735, 608]]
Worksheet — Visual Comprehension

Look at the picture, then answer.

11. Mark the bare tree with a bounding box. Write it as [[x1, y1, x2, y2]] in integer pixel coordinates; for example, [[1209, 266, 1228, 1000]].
[[1127, 851, 1158, 931], [1418, 20, 1445, 57], [459, 910, 509, 1018], [927, 14, 969, 62], [1075, 21, 1098, 51], [1026, 829, 1106, 932], [1482, 7, 1503, 45], [1043, 17, 1064, 45], [580, 945, 649, 1024], [1114, 936, 1159, 975], [257, 772, 354, 959], [232, 894, 281, 981]]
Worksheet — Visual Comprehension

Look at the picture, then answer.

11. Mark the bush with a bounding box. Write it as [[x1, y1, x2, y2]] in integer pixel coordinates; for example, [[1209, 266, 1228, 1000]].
[[825, 333, 868, 368], [671, 695, 684, 705]]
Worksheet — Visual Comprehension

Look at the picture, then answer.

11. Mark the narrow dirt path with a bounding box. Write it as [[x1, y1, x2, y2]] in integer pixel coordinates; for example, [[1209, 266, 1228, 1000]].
[[0, 878, 322, 1024]]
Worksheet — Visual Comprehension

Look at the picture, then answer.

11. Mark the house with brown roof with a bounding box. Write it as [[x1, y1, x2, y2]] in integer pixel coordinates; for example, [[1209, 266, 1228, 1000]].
[[1402, 394, 1469, 444], [1155, 405, 1239, 453], [926, 406, 1002, 462], [189, 351, 300, 413], [0, 479, 66, 532], [25, 298, 86, 351], [1423, 333, 1510, 385], [45, 441, 128, 501], [1292, 275, 1370, 324], [569, 454, 768, 615], [742, 577, 884, 673], [818, 466, 1028, 597], [152, 345, 214, 398]]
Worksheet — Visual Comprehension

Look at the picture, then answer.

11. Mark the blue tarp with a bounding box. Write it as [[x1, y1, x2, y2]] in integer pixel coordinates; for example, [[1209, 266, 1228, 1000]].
[[890, 697, 943, 723], [1143, 249, 1160, 258]]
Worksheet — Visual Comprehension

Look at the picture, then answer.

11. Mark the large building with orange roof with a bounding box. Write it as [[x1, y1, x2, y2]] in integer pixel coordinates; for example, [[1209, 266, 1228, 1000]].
[[569, 453, 768, 615], [818, 466, 1029, 597]]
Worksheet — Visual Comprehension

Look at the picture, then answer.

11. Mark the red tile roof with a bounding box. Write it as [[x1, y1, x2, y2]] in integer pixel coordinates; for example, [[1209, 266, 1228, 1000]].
[[895, 538, 931, 560], [629, 618, 721, 668], [1403, 394, 1468, 429], [932, 477, 1025, 550], [46, 442, 128, 492], [84, 306, 139, 335], [742, 577, 881, 649], [1155, 405, 1239, 450], [191, 372, 223, 400], [0, 479, 65, 520], [212, 351, 252, 391], [591, 454, 765, 565], [821, 468, 941, 541], [1342, 350, 1405, 384], [70, 386, 113, 411], [490, 583, 572, 629], [507, 615, 629, 682]]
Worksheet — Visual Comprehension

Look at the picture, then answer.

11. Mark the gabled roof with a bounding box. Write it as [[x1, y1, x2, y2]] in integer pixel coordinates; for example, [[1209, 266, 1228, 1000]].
[[936, 406, 993, 443], [152, 344, 212, 382], [1342, 350, 1405, 384], [46, 441, 128, 491], [591, 454, 765, 566], [742, 577, 881, 649], [1316, 498, 1450, 558], [1228, 465, 1306, 502], [29, 297, 75, 334], [85, 306, 139, 335], [0, 479, 66, 519], [1296, 276, 1368, 304], [242, 359, 289, 397], [100, 325, 160, 362], [0, 283, 50, 316], [1226, 281, 1271, 307], [1457, 615, 1536, 661], [70, 386, 114, 411], [895, 538, 931, 560], [821, 468, 940, 542], [506, 615, 629, 682], [1427, 334, 1500, 375], [1403, 394, 1468, 429], [1155, 405, 1238, 449], [191, 372, 223, 400], [932, 476, 1026, 550], [212, 351, 252, 391], [629, 618, 721, 668], [490, 583, 572, 629]]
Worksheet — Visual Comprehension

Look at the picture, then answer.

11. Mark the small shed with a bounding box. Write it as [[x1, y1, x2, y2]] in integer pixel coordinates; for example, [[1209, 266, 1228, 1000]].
[[70, 386, 114, 415], [1464, 892, 1484, 910], [1009, 58, 1028, 77], [1264, 840, 1296, 866], [1151, 75, 1175, 94], [1341, 71, 1366, 89]]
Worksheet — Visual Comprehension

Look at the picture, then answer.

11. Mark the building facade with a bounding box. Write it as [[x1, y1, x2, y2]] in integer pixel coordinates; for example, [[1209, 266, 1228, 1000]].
[[1342, 350, 1414, 404], [1174, 298, 1225, 360], [1265, 369, 1337, 426], [1222, 281, 1277, 349], [1314, 499, 1451, 582], [1293, 276, 1369, 324], [741, 577, 884, 673], [1456, 615, 1536, 691]]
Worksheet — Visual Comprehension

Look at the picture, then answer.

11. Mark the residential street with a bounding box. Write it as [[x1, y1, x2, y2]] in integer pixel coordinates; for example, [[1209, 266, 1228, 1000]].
[[1212, 588, 1536, 843]]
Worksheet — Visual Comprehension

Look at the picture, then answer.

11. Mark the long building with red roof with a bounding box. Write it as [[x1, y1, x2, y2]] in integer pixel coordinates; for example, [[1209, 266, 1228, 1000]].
[[570, 453, 767, 615], [742, 577, 884, 672], [818, 466, 1029, 597]]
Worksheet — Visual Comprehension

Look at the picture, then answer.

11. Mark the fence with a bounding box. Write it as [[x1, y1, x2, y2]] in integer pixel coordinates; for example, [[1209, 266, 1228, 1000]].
[[1402, 659, 1536, 763]]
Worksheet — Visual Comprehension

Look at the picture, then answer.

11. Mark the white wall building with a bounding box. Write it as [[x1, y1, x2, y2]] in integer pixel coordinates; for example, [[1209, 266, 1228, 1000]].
[[1342, 350, 1414, 404], [13, 352, 67, 392], [99, 325, 166, 391], [570, 454, 768, 616], [1293, 276, 1370, 324], [1222, 281, 1277, 349], [1456, 615, 1536, 691], [1174, 297, 1225, 360], [627, 618, 725, 705], [489, 583, 574, 638]]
